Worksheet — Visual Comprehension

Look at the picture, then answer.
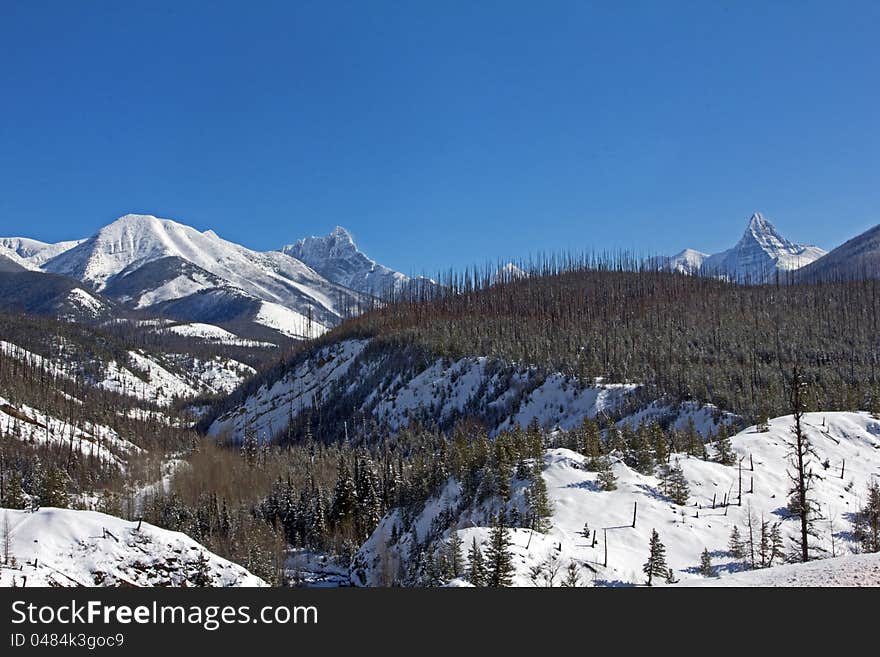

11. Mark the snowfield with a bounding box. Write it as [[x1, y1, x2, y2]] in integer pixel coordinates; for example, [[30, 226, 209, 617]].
[[352, 411, 880, 587], [0, 507, 266, 587]]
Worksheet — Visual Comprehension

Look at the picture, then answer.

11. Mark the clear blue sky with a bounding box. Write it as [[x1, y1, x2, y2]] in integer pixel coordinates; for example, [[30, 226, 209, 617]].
[[1, 1, 878, 276]]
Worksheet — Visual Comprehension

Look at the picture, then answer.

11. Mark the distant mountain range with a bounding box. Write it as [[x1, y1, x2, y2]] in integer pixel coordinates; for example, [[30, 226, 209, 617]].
[[657, 212, 828, 282], [3, 211, 879, 337], [0, 215, 411, 339]]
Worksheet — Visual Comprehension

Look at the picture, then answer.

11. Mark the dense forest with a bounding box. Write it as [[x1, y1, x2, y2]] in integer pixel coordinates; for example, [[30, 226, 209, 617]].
[[313, 259, 880, 423]]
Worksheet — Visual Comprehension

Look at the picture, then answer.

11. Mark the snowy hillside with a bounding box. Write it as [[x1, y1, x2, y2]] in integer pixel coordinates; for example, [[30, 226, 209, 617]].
[[281, 226, 408, 297], [1, 338, 252, 407], [0, 507, 266, 587], [352, 411, 880, 586], [0, 394, 143, 469], [207, 338, 733, 444]]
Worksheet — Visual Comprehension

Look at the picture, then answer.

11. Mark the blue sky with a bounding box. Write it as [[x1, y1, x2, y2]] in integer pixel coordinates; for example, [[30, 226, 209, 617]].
[[1, 1, 878, 277]]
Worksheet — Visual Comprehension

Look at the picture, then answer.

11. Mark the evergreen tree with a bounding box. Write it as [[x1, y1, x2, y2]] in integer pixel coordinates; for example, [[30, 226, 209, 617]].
[[329, 456, 358, 526], [595, 456, 617, 491], [1, 471, 25, 509], [485, 513, 515, 587], [699, 548, 715, 577], [446, 524, 465, 579], [715, 424, 736, 466], [526, 460, 552, 532], [667, 459, 690, 505], [466, 537, 487, 586], [728, 526, 745, 559], [40, 467, 68, 508], [642, 528, 668, 586], [854, 480, 880, 553]]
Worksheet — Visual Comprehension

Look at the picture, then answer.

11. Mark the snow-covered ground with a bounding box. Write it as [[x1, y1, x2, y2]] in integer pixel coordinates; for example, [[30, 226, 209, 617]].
[[210, 338, 732, 444], [353, 411, 880, 587], [209, 339, 370, 442], [673, 552, 880, 587], [254, 301, 328, 339], [0, 395, 142, 468], [0, 507, 265, 587], [2, 338, 253, 406], [159, 322, 275, 346]]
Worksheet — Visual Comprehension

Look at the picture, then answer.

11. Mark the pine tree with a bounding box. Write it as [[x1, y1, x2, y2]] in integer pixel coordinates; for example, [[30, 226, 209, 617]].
[[526, 460, 552, 532], [715, 424, 736, 466], [40, 467, 68, 508], [769, 521, 784, 566], [699, 548, 715, 577], [595, 456, 617, 491], [485, 513, 515, 587], [330, 456, 358, 526], [728, 526, 745, 559], [466, 537, 486, 586], [854, 480, 880, 553], [667, 459, 690, 505], [446, 524, 465, 579], [642, 528, 668, 586], [1, 471, 24, 509]]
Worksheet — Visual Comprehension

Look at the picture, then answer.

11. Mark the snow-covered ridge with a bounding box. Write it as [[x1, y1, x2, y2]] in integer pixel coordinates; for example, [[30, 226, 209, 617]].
[[353, 411, 880, 587], [208, 338, 732, 444], [0, 507, 266, 587]]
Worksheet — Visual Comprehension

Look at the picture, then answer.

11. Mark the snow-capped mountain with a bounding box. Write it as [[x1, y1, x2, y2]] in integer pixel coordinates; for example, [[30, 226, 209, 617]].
[[36, 214, 366, 339], [795, 223, 880, 282], [651, 249, 708, 275], [700, 212, 826, 282], [660, 213, 825, 282], [280, 226, 408, 297], [0, 236, 85, 268]]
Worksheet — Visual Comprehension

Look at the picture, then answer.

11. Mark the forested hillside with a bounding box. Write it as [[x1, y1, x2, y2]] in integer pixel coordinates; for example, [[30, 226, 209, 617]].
[[316, 262, 880, 423]]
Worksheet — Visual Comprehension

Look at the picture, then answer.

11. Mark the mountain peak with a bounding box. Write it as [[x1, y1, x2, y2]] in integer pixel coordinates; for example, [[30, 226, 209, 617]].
[[331, 225, 354, 241], [280, 227, 408, 296]]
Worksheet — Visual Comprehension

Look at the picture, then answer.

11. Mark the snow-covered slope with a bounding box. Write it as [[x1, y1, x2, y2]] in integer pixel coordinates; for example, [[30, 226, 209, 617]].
[[41, 214, 364, 334], [0, 237, 84, 267], [0, 394, 142, 468], [281, 226, 408, 297], [207, 338, 732, 444], [673, 552, 880, 586], [352, 411, 880, 587], [700, 212, 825, 282], [1, 338, 252, 407], [0, 507, 266, 587]]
